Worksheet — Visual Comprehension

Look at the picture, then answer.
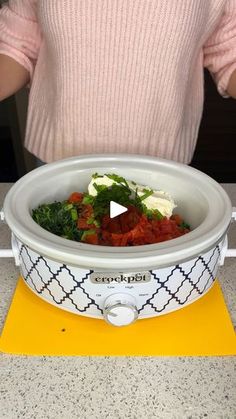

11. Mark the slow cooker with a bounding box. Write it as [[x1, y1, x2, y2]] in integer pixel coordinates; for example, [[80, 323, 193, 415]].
[[1, 154, 236, 327]]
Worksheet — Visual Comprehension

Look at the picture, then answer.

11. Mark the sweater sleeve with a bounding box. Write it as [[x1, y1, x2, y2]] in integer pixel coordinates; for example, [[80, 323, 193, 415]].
[[0, 0, 41, 80], [203, 0, 236, 97]]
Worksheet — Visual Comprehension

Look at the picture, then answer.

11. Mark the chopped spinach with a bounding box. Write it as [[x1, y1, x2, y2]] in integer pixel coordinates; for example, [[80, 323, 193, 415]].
[[93, 183, 143, 219], [180, 221, 190, 230], [32, 201, 83, 241]]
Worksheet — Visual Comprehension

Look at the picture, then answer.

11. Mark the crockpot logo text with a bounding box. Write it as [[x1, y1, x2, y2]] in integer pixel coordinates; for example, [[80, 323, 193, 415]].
[[90, 272, 151, 284]]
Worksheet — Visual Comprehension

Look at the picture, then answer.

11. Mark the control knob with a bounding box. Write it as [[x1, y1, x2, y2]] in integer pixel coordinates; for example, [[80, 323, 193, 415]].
[[103, 293, 138, 327]]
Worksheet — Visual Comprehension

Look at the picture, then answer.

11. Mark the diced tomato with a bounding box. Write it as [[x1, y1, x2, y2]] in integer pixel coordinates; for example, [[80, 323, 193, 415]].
[[83, 233, 99, 245], [170, 214, 183, 225], [144, 229, 156, 244], [107, 218, 121, 234], [120, 233, 129, 246], [68, 192, 84, 203], [100, 205, 142, 236], [100, 230, 111, 245], [101, 214, 111, 229], [77, 204, 97, 229], [67, 185, 190, 246], [81, 204, 93, 218], [120, 206, 141, 232], [159, 223, 173, 235], [77, 217, 90, 229], [111, 233, 123, 246]]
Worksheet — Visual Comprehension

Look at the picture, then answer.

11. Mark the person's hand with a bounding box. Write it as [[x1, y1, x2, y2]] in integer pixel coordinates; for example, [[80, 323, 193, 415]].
[[227, 69, 236, 98], [0, 54, 29, 101]]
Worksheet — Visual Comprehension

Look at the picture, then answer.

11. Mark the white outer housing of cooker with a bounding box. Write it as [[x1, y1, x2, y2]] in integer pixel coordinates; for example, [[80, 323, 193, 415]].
[[16, 235, 223, 320]]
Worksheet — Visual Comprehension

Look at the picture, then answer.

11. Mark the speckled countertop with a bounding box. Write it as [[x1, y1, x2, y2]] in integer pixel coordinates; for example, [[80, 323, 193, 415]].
[[0, 183, 236, 419]]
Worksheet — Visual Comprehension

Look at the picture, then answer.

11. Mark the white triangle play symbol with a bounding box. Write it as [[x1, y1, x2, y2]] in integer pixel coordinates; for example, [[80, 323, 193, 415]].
[[110, 201, 128, 218]]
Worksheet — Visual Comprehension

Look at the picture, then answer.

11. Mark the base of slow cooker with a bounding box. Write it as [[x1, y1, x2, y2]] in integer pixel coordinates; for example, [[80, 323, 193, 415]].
[[21, 277, 216, 320]]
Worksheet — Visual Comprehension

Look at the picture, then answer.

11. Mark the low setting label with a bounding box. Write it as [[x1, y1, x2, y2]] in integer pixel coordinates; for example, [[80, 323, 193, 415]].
[[90, 271, 151, 284]]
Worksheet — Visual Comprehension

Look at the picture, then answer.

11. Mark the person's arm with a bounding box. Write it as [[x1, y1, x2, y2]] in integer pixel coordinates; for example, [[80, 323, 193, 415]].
[[227, 69, 236, 98], [0, 0, 41, 101], [203, 0, 236, 98], [0, 54, 30, 101]]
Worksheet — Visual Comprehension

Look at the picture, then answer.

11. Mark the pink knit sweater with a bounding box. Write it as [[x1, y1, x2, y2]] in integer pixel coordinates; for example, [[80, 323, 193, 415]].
[[1, 1, 236, 163]]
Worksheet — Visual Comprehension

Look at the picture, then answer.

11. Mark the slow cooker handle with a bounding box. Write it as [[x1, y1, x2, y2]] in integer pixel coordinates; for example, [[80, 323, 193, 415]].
[[219, 208, 236, 266], [0, 209, 20, 265]]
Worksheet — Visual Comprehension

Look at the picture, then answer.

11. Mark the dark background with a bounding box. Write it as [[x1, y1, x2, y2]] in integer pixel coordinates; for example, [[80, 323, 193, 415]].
[[0, 69, 236, 183]]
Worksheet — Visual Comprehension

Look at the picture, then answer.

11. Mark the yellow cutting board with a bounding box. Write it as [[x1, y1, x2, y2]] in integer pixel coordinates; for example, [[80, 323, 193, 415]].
[[0, 277, 235, 356]]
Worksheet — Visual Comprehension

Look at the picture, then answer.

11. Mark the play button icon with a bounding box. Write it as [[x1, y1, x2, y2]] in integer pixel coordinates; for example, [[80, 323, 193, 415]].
[[110, 201, 128, 219]]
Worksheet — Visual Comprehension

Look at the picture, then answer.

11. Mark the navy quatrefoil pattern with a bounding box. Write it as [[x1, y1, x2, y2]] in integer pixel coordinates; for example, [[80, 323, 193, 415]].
[[18, 243, 221, 318]]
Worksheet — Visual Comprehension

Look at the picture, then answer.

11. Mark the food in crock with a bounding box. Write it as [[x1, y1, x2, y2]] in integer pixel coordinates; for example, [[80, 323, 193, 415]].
[[32, 173, 190, 246]]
